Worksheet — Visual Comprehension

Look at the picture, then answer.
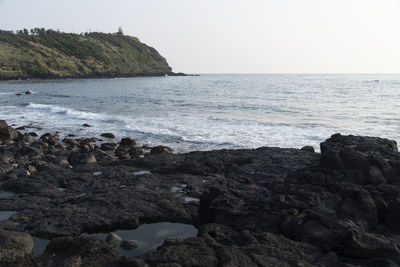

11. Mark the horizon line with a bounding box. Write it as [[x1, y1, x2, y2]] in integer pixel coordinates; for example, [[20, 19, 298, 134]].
[[188, 73, 400, 75]]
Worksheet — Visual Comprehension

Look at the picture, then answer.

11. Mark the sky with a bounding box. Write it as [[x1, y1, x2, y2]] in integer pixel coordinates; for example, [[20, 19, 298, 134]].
[[0, 0, 399, 74]]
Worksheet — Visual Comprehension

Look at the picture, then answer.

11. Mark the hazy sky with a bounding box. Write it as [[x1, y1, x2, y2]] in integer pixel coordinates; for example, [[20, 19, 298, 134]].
[[0, 0, 399, 73]]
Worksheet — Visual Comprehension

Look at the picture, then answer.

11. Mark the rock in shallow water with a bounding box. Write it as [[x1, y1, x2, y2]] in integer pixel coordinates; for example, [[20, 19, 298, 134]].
[[120, 239, 138, 250], [100, 133, 115, 139], [105, 233, 122, 247]]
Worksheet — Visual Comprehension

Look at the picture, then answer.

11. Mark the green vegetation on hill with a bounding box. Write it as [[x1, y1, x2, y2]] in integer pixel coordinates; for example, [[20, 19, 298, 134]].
[[0, 28, 173, 80]]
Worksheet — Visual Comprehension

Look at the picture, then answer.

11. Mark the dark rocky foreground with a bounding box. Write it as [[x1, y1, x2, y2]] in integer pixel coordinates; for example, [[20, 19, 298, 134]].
[[1, 120, 400, 266]]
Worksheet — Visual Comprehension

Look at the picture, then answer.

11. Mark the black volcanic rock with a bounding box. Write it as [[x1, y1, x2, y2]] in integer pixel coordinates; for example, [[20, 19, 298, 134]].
[[119, 137, 136, 148], [0, 122, 400, 266], [100, 133, 115, 139], [150, 145, 173, 155], [0, 120, 19, 144]]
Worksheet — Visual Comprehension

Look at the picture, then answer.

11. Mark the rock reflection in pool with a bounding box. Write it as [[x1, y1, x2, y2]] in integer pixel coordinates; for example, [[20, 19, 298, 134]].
[[85, 222, 198, 257]]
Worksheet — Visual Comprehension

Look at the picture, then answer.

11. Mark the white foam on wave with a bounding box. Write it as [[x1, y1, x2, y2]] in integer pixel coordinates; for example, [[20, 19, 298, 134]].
[[0, 102, 347, 153], [124, 115, 340, 151], [26, 103, 113, 122]]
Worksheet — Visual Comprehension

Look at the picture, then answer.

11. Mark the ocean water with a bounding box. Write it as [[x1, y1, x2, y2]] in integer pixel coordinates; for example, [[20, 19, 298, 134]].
[[0, 74, 399, 152]]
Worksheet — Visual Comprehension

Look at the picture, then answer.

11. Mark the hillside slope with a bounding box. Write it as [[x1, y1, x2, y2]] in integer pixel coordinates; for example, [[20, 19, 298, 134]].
[[0, 29, 173, 80]]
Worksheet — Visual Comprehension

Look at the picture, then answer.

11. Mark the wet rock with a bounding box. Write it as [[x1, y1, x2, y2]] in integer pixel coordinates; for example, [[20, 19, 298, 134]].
[[120, 239, 138, 250], [128, 147, 144, 158], [25, 91, 32, 95], [100, 142, 117, 151], [82, 123, 91, 127], [150, 145, 173, 155], [101, 133, 115, 139], [39, 133, 58, 146], [115, 146, 129, 160], [119, 137, 136, 148], [20, 134, 34, 144], [301, 146, 315, 153], [62, 138, 80, 149], [105, 233, 122, 247]]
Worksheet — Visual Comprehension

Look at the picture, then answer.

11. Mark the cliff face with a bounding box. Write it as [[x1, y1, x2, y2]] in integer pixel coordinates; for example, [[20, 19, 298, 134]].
[[0, 29, 172, 80]]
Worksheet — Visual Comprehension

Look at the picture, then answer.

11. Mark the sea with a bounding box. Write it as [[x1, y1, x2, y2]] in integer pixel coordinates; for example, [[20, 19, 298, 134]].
[[0, 74, 399, 153]]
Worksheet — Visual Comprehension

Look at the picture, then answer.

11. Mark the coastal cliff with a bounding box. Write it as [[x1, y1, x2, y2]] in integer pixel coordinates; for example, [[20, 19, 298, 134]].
[[0, 29, 173, 80]]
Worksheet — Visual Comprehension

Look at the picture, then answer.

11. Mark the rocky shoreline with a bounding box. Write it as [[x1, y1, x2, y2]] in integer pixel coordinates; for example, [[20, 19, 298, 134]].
[[0, 72, 193, 82], [1, 120, 400, 266]]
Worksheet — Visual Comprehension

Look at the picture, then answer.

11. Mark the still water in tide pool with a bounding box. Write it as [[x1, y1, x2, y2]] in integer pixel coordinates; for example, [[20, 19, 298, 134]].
[[33, 222, 198, 257], [1, 74, 399, 152]]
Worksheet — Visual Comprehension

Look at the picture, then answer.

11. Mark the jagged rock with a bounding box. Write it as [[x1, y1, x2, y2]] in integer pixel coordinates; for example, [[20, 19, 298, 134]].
[[0, 120, 19, 144], [1, 121, 400, 266]]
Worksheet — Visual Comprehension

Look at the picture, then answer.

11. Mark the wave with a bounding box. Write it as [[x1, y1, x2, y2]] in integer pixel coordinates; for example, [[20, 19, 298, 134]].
[[25, 103, 117, 123], [123, 115, 336, 151]]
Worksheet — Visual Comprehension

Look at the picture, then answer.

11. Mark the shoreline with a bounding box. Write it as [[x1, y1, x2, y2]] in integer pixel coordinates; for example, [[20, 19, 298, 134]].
[[1, 120, 400, 266], [0, 72, 197, 83]]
